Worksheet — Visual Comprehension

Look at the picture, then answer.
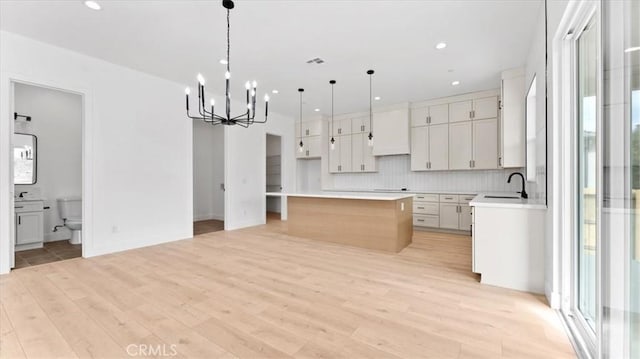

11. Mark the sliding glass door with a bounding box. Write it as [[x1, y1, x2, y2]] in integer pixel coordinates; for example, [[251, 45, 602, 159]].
[[576, 15, 598, 333]]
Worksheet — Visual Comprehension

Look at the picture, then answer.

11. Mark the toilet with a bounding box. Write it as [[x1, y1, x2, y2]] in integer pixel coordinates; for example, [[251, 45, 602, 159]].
[[57, 197, 82, 245]]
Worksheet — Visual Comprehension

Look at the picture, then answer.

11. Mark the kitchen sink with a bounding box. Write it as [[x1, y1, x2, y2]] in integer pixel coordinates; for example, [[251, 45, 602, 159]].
[[484, 195, 521, 199]]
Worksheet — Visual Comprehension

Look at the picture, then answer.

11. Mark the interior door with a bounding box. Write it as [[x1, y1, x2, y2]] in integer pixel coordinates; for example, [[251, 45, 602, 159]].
[[449, 122, 472, 170], [473, 118, 498, 169], [429, 124, 449, 170]]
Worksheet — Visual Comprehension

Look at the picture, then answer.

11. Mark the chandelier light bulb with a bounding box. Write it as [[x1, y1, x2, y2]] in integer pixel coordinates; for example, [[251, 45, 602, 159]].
[[210, 99, 215, 106], [247, 103, 252, 109], [245, 81, 251, 89], [185, 87, 191, 95], [252, 81, 258, 88], [225, 71, 231, 79], [264, 94, 270, 102], [197, 73, 205, 85], [251, 90, 256, 97]]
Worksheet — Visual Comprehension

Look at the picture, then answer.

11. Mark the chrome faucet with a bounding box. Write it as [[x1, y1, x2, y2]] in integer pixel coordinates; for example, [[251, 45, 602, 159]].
[[507, 172, 528, 199]]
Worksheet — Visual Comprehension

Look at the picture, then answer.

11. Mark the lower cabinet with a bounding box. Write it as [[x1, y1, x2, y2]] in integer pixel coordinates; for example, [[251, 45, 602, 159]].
[[414, 193, 475, 232], [16, 211, 43, 245]]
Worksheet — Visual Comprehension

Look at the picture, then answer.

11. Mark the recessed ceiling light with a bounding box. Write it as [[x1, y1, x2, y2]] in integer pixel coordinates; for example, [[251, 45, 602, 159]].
[[219, 59, 228, 65], [624, 46, 640, 53], [436, 42, 447, 50], [314, 108, 320, 112], [451, 81, 460, 86], [374, 96, 381, 101], [84, 1, 101, 10], [272, 89, 279, 94]]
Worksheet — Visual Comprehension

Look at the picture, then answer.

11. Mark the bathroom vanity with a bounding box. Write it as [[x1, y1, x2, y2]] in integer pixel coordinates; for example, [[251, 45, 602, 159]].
[[14, 200, 44, 251]]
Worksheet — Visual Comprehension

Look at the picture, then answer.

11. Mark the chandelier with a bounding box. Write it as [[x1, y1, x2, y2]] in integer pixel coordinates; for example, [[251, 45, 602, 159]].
[[184, 0, 269, 127]]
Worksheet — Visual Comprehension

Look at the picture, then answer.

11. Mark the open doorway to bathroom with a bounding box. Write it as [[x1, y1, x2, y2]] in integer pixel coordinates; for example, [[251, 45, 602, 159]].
[[12, 82, 83, 269], [266, 133, 282, 222], [192, 121, 225, 235]]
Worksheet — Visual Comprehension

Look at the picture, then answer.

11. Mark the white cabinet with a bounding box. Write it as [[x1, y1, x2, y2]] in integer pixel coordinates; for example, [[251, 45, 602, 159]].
[[351, 116, 370, 134], [459, 204, 472, 232], [439, 203, 460, 230], [296, 136, 321, 159], [472, 96, 498, 120], [449, 101, 472, 123], [296, 120, 322, 137], [449, 122, 473, 170], [330, 118, 352, 136], [352, 133, 376, 172], [15, 201, 44, 250], [371, 106, 410, 156], [411, 124, 448, 171], [472, 118, 498, 169], [500, 68, 525, 168], [329, 135, 352, 173], [410, 104, 448, 127]]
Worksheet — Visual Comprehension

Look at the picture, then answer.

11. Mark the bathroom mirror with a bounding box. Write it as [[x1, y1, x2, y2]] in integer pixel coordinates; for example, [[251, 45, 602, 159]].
[[13, 133, 37, 185], [525, 75, 537, 182]]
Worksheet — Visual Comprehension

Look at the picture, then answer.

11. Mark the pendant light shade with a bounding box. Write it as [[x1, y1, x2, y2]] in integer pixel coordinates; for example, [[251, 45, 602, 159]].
[[367, 70, 375, 147], [329, 80, 336, 151], [298, 88, 304, 153]]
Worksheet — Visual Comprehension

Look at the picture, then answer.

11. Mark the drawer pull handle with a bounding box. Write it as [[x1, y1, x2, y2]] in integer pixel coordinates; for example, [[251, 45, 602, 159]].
[[14, 206, 24, 208], [445, 197, 453, 200], [417, 219, 425, 222], [417, 207, 425, 209]]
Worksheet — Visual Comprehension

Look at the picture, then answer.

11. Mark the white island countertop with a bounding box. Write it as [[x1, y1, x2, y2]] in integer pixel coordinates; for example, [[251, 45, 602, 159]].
[[265, 191, 414, 201], [470, 193, 547, 210]]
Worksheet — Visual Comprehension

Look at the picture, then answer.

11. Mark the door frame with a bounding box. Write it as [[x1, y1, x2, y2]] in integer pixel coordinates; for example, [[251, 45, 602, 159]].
[[265, 131, 286, 221], [1, 74, 92, 273]]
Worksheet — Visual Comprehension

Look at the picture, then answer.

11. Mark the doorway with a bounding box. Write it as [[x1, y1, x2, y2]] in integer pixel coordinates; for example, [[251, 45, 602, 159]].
[[192, 121, 225, 235], [266, 133, 282, 222], [11, 82, 83, 269]]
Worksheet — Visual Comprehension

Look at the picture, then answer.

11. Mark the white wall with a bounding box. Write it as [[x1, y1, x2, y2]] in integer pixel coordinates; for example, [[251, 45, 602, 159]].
[[193, 121, 224, 221], [0, 31, 193, 273], [14, 83, 82, 242]]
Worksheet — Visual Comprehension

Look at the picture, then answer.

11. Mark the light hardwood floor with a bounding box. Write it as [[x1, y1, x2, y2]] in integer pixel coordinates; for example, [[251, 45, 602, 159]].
[[0, 217, 575, 358]]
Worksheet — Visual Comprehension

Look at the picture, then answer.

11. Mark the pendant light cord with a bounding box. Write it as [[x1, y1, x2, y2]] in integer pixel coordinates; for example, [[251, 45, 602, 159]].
[[331, 83, 334, 136], [226, 9, 230, 73], [369, 73, 373, 134]]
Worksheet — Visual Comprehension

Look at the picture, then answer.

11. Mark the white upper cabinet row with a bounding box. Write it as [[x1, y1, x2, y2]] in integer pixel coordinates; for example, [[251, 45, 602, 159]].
[[411, 93, 500, 171], [329, 116, 370, 137], [295, 120, 322, 138], [329, 124, 376, 173]]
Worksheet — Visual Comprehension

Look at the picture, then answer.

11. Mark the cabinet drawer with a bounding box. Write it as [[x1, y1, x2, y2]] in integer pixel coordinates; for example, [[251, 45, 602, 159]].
[[413, 202, 439, 215], [459, 194, 476, 203], [414, 193, 439, 202], [413, 214, 439, 227], [439, 194, 459, 203], [14, 201, 44, 213]]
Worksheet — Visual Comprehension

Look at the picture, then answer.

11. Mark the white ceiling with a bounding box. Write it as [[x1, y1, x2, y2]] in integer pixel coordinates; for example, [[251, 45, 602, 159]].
[[0, 0, 542, 119]]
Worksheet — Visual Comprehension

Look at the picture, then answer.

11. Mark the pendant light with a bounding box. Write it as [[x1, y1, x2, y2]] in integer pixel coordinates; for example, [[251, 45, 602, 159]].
[[367, 70, 374, 147], [298, 88, 304, 153], [329, 80, 336, 151]]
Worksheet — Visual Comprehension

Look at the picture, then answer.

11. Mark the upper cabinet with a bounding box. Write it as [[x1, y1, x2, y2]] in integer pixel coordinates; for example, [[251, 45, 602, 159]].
[[472, 96, 499, 120], [410, 103, 448, 127], [296, 119, 322, 159], [351, 116, 371, 134], [449, 100, 472, 123], [372, 105, 410, 156], [500, 68, 526, 168]]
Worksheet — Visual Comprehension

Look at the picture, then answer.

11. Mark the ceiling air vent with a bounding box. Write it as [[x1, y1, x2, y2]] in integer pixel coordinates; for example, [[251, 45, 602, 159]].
[[306, 57, 325, 64]]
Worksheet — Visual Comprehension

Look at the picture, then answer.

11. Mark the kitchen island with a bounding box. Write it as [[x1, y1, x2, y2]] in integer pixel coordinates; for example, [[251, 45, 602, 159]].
[[266, 192, 414, 252]]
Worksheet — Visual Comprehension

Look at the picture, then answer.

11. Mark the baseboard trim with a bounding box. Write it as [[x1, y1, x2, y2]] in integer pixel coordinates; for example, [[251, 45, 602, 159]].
[[193, 214, 224, 222]]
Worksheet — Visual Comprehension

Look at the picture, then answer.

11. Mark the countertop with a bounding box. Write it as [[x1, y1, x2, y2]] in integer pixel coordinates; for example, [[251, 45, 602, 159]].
[[265, 191, 414, 201], [330, 188, 478, 195], [469, 193, 547, 210]]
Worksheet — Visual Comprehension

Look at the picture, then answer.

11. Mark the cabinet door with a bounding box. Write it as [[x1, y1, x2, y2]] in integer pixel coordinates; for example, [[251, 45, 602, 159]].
[[410, 126, 429, 171], [428, 104, 449, 125], [329, 136, 341, 173], [459, 204, 472, 231], [371, 108, 411, 156], [472, 96, 498, 120], [472, 118, 498, 169], [16, 212, 43, 245], [501, 74, 525, 168], [449, 101, 472, 123], [336, 118, 352, 136], [306, 136, 321, 158], [410, 107, 429, 127], [351, 116, 369, 134], [352, 133, 364, 172], [439, 203, 460, 230], [362, 135, 376, 172], [307, 120, 323, 137], [428, 124, 449, 170], [449, 122, 472, 170], [339, 135, 352, 172]]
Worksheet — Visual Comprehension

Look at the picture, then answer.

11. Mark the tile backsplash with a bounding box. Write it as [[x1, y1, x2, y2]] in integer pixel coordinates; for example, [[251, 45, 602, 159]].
[[331, 155, 532, 194]]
